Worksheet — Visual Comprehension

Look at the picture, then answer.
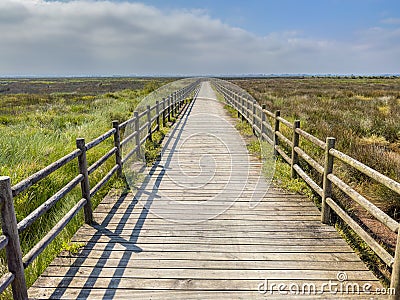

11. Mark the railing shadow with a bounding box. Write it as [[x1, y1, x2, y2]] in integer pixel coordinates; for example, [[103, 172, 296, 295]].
[[49, 97, 196, 298]]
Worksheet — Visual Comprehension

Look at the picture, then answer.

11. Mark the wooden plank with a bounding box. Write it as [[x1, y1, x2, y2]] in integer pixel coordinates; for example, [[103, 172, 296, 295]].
[[94, 211, 321, 219], [30, 277, 382, 291], [37, 266, 378, 281], [90, 213, 321, 221], [70, 235, 348, 246], [102, 192, 309, 199], [49, 257, 368, 271], [66, 242, 359, 253], [94, 205, 321, 214], [74, 227, 342, 238], [59, 249, 366, 262], [84, 224, 342, 232]]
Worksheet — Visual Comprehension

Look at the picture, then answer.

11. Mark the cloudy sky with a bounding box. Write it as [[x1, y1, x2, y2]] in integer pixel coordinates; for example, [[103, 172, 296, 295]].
[[1, 0, 400, 76]]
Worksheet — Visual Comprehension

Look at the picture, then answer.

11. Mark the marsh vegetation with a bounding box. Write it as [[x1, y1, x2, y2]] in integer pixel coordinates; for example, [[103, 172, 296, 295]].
[[232, 77, 400, 282], [0, 77, 169, 295]]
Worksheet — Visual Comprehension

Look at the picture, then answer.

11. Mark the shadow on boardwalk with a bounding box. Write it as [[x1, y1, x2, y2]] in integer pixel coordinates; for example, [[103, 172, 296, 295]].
[[47, 99, 195, 299]]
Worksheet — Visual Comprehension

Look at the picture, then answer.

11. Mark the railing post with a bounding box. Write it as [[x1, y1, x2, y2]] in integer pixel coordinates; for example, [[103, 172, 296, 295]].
[[180, 91, 183, 109], [261, 104, 267, 141], [321, 137, 336, 224], [147, 105, 152, 142], [156, 100, 160, 132], [241, 95, 245, 121], [171, 95, 175, 118], [252, 99, 256, 128], [76, 138, 93, 224], [162, 98, 166, 127], [176, 91, 179, 110], [273, 110, 281, 156], [171, 93, 175, 117], [245, 96, 248, 119], [178, 91, 180, 109], [178, 91, 181, 112], [0, 176, 28, 299], [391, 234, 400, 299], [174, 92, 178, 115], [134, 111, 140, 157], [291, 120, 301, 178], [235, 93, 239, 111], [112, 120, 122, 177], [167, 96, 171, 121]]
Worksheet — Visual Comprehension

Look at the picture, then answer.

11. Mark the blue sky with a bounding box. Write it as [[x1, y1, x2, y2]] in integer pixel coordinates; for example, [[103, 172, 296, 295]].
[[1, 0, 400, 75], [143, 0, 400, 37]]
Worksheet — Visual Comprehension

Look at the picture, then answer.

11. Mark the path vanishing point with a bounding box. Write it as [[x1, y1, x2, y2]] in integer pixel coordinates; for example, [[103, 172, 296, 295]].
[[29, 82, 382, 299]]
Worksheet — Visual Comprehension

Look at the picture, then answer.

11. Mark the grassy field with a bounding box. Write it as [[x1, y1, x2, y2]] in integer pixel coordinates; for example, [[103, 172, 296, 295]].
[[231, 77, 400, 282], [0, 77, 170, 295], [232, 77, 400, 206]]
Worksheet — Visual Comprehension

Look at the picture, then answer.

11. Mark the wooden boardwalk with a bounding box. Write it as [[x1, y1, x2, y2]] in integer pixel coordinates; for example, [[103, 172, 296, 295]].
[[29, 82, 382, 299]]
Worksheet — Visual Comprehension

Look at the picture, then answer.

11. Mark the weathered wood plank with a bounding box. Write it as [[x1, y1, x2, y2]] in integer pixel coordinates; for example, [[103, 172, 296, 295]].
[[69, 236, 348, 246], [49, 257, 369, 271], [82, 224, 345, 232], [30, 277, 382, 292], [65, 242, 358, 253], [37, 267, 378, 281], [73, 227, 342, 238], [58, 249, 366, 262]]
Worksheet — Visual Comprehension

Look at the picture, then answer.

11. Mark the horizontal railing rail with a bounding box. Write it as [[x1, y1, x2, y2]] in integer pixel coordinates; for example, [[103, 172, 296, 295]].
[[212, 79, 400, 297], [0, 79, 201, 299]]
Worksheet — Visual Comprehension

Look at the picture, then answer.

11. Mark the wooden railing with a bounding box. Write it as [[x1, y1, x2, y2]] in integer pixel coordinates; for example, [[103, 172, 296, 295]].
[[213, 79, 400, 297], [0, 80, 201, 299]]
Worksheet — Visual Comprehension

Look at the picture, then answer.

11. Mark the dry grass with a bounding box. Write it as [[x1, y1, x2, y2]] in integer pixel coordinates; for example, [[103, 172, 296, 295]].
[[231, 77, 400, 282], [232, 77, 400, 210]]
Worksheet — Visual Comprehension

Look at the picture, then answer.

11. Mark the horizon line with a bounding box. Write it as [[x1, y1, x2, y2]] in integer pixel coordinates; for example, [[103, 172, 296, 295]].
[[1, 73, 400, 79]]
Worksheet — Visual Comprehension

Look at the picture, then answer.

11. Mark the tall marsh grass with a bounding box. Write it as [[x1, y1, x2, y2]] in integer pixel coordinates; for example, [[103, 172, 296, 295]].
[[233, 77, 400, 266], [233, 77, 400, 214], [0, 79, 166, 296]]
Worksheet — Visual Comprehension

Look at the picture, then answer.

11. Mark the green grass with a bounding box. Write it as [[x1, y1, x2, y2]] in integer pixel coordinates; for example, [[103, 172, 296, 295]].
[[272, 158, 321, 207], [60, 241, 86, 256], [145, 126, 171, 165], [335, 222, 391, 287], [0, 79, 168, 297]]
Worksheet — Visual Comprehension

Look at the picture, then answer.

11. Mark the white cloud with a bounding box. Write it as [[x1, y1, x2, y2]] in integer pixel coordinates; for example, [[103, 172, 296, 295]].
[[0, 0, 399, 75], [382, 18, 400, 25]]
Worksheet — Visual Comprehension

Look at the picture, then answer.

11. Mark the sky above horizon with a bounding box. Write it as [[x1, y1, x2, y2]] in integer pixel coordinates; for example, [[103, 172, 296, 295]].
[[1, 0, 400, 76]]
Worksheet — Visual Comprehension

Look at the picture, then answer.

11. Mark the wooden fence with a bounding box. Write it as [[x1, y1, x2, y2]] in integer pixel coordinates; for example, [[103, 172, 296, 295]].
[[0, 80, 201, 299], [213, 79, 400, 298]]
